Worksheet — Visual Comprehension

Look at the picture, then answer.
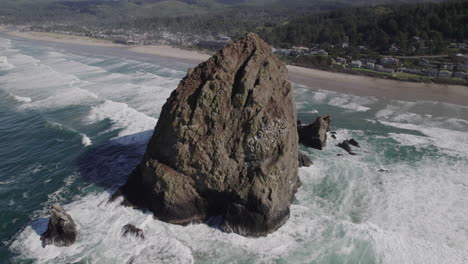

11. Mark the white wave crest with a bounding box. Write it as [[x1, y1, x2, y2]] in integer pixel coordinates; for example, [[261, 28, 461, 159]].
[[81, 134, 92, 147], [86, 100, 157, 145], [0, 56, 15, 70]]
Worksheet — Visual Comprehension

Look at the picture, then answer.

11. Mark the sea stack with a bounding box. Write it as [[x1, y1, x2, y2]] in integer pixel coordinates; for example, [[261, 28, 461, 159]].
[[117, 33, 299, 236], [40, 204, 77, 247], [298, 115, 331, 150]]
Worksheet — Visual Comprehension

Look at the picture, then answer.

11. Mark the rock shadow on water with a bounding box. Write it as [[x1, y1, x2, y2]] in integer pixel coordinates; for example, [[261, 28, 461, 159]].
[[30, 217, 49, 237], [76, 130, 153, 193]]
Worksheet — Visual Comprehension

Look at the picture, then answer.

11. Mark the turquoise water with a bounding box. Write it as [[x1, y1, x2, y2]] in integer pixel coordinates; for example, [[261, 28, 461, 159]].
[[1, 35, 467, 264]]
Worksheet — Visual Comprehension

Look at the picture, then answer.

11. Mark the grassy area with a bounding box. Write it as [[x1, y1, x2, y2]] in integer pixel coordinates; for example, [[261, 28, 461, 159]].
[[394, 72, 431, 81], [352, 67, 392, 76]]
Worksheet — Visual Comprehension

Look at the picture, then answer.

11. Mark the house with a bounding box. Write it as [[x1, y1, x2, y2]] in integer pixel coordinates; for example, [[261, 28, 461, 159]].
[[418, 59, 430, 66], [422, 69, 438, 77], [375, 65, 395, 73], [454, 71, 468, 80], [380, 57, 399, 66], [316, 49, 328, 56], [389, 43, 399, 52], [351, 60, 362, 68], [438, 70, 452, 78], [400, 68, 421, 75], [336, 57, 347, 64], [274, 49, 292, 56], [365, 63, 375, 70], [292, 46, 310, 55], [217, 35, 231, 42], [342, 42, 349, 48]]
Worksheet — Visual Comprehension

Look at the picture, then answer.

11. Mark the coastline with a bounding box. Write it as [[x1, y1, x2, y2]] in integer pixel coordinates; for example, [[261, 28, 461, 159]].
[[3, 29, 468, 106]]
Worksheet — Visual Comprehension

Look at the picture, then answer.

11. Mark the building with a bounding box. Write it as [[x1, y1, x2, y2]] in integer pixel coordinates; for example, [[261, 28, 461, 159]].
[[351, 60, 362, 68], [316, 49, 328, 56], [400, 68, 421, 75], [375, 65, 395, 74], [364, 63, 375, 70], [380, 57, 399, 66], [418, 59, 430, 66], [422, 69, 438, 77], [438, 70, 452, 78], [454, 71, 468, 80], [336, 57, 347, 64]]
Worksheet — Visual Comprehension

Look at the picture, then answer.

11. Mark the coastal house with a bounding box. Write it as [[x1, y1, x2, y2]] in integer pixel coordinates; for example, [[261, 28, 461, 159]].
[[274, 49, 292, 56], [401, 68, 421, 75], [422, 69, 438, 77], [438, 70, 452, 78], [316, 49, 328, 56], [375, 65, 395, 74], [351, 60, 362, 68], [336, 57, 347, 64], [380, 57, 399, 66], [389, 43, 399, 52], [418, 59, 430, 66], [454, 71, 468, 80], [364, 63, 375, 70]]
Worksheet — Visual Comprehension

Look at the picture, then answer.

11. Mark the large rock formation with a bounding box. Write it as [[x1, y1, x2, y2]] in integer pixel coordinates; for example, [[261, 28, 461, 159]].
[[117, 33, 299, 236], [298, 115, 331, 149], [41, 204, 77, 247]]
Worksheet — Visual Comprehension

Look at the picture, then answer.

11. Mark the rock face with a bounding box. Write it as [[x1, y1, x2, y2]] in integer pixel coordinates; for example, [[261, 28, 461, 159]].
[[122, 224, 145, 240], [298, 115, 331, 150], [348, 139, 360, 148], [41, 204, 77, 247], [298, 152, 313, 167], [337, 140, 356, 155], [117, 33, 298, 236]]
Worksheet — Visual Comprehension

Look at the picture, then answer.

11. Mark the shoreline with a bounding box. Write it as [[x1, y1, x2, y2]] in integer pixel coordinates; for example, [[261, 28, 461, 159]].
[[3, 29, 468, 106]]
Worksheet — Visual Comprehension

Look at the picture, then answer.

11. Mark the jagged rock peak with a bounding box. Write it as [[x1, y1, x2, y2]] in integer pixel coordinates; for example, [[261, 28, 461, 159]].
[[40, 204, 77, 247], [116, 32, 299, 236]]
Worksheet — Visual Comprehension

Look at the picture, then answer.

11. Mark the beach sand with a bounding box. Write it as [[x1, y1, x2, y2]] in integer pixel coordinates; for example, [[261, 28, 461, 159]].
[[129, 45, 211, 63], [7, 31, 125, 48], [3, 29, 468, 106]]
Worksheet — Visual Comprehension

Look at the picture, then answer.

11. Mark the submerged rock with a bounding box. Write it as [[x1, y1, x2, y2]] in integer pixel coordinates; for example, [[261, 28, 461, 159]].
[[337, 140, 356, 155], [298, 152, 313, 167], [40, 204, 77, 247], [298, 115, 331, 150], [116, 33, 299, 236], [122, 224, 145, 240]]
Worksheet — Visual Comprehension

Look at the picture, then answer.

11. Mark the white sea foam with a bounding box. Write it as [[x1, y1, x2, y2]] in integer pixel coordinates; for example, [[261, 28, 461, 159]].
[[0, 56, 15, 70], [81, 134, 92, 147], [327, 94, 376, 112], [86, 100, 157, 145], [8, 92, 32, 103], [382, 121, 468, 156], [21, 87, 98, 109]]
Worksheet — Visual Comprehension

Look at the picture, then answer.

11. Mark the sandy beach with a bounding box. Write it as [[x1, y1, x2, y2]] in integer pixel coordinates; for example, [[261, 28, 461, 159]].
[[3, 29, 468, 105], [7, 31, 126, 48], [129, 45, 211, 63]]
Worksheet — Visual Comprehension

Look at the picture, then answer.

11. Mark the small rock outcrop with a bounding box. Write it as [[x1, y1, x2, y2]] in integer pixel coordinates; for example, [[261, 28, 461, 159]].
[[116, 33, 298, 236], [348, 139, 360, 148], [298, 115, 331, 150], [298, 152, 313, 167], [40, 204, 77, 247], [122, 224, 145, 240], [337, 140, 356, 155]]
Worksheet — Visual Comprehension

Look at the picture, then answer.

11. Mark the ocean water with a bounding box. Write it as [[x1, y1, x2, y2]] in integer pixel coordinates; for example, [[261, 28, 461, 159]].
[[1, 35, 467, 264]]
